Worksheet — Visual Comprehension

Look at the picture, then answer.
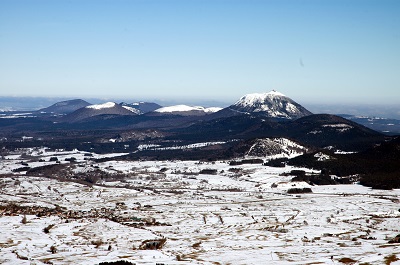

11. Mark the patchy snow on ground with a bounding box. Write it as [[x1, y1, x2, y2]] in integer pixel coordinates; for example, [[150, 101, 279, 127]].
[[137, 142, 226, 152], [1, 149, 400, 265], [322, 124, 353, 133], [314, 152, 334, 161], [245, 138, 307, 159], [122, 105, 141, 114]]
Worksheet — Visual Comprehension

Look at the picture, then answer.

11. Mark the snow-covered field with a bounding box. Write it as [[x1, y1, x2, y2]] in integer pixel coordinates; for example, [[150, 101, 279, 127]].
[[1, 148, 400, 265]]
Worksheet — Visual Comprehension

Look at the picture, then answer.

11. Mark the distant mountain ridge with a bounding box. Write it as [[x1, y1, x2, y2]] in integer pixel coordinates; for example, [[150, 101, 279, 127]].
[[38, 99, 91, 114], [120, 102, 162, 114], [37, 90, 312, 121], [32, 96, 400, 136], [0, 90, 389, 153], [338, 114, 400, 135], [63, 102, 137, 122]]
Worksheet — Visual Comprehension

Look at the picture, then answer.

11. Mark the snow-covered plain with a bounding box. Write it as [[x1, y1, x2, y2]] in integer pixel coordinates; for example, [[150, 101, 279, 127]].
[[1, 148, 400, 265]]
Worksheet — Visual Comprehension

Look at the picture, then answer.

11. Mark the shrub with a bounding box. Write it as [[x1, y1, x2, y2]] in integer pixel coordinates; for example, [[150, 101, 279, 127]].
[[388, 234, 400, 243], [91, 239, 103, 248], [192, 242, 202, 248], [43, 224, 55, 233], [21, 215, 27, 224], [85, 175, 100, 184], [98, 261, 135, 265], [287, 188, 312, 194], [199, 169, 217, 175], [264, 158, 287, 167], [50, 245, 57, 254], [65, 157, 77, 162], [12, 167, 30, 172], [384, 254, 399, 265], [139, 238, 167, 250], [338, 257, 357, 264]]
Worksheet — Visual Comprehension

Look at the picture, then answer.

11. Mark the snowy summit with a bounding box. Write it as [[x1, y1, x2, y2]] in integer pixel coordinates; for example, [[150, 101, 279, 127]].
[[155, 105, 203, 113], [230, 90, 312, 119], [86, 102, 116, 110], [154, 105, 222, 115], [234, 90, 287, 107]]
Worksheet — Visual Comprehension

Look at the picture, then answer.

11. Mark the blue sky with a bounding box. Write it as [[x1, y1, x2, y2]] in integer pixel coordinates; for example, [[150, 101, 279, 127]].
[[0, 0, 399, 105]]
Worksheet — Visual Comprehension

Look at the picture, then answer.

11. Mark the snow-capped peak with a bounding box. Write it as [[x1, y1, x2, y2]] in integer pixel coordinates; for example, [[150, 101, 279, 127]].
[[235, 90, 286, 107], [268, 90, 286, 97], [86, 102, 116, 110], [155, 105, 198, 113], [154, 105, 222, 113], [230, 90, 312, 119]]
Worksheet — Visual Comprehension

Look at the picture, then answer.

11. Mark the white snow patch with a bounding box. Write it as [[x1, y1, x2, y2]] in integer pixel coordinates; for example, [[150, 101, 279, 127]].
[[322, 124, 352, 128], [86, 102, 116, 110], [322, 124, 353, 133], [138, 142, 225, 151], [204, 107, 223, 113], [137, 144, 162, 151], [335, 150, 356, 154], [314, 152, 333, 161], [308, 130, 322, 134], [122, 105, 141, 114], [154, 105, 221, 113], [0, 113, 37, 119]]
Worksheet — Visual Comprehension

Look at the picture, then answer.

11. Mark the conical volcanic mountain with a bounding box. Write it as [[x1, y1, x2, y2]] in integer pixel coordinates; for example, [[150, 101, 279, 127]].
[[228, 90, 312, 119]]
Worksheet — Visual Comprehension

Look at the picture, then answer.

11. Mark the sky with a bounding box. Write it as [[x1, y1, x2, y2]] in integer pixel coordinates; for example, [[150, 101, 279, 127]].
[[0, 0, 399, 105]]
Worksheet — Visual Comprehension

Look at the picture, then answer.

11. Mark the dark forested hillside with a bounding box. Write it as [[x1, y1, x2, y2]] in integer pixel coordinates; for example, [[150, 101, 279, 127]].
[[286, 136, 400, 189]]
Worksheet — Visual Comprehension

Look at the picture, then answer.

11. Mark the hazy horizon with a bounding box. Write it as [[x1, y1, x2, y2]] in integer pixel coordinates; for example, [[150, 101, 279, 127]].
[[1, 0, 399, 105]]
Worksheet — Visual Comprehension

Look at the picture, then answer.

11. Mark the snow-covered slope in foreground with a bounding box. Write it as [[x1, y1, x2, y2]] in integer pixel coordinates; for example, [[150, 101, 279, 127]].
[[230, 90, 312, 119], [1, 149, 399, 265]]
